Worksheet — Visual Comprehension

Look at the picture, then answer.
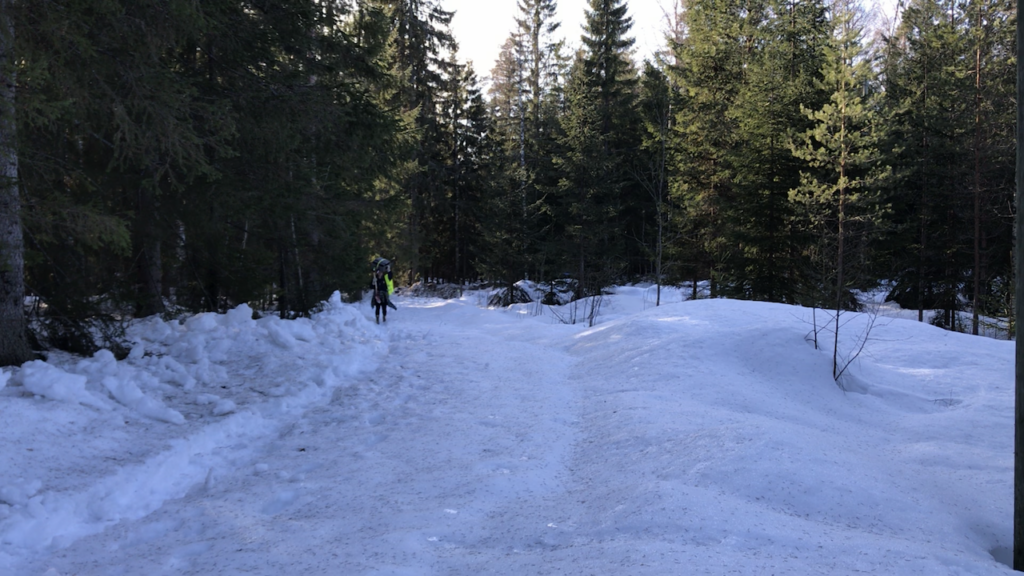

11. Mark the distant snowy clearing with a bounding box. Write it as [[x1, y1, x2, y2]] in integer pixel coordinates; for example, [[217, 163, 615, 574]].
[[0, 286, 1014, 575]]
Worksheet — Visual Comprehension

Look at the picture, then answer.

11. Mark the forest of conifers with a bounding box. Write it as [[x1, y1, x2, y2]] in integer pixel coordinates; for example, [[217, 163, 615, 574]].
[[0, 0, 1016, 365]]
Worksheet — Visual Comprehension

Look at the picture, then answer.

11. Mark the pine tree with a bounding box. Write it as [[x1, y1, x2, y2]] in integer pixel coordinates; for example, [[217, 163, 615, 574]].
[[791, 0, 888, 379], [420, 54, 488, 284]]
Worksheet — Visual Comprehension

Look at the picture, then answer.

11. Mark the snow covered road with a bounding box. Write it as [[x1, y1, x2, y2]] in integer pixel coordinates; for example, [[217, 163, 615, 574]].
[[13, 297, 585, 575], [2, 287, 1017, 575]]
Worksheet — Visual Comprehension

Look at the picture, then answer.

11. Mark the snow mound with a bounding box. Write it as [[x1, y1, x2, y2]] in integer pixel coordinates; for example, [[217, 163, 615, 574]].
[[76, 350, 185, 425], [16, 361, 108, 411], [0, 480, 41, 508]]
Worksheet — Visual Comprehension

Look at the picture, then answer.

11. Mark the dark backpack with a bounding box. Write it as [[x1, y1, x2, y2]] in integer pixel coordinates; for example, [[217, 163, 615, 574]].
[[372, 256, 391, 274]]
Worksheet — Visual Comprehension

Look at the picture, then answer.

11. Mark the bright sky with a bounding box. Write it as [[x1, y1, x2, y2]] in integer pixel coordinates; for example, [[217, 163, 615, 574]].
[[444, 0, 903, 79], [443, 0, 675, 76]]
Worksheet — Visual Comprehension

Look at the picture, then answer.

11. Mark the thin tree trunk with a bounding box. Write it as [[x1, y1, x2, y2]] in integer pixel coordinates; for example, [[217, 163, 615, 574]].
[[0, 0, 31, 366], [133, 185, 165, 317], [655, 209, 662, 307], [834, 72, 848, 381], [834, 185, 845, 380], [290, 215, 305, 313], [578, 240, 585, 302], [455, 185, 462, 284], [972, 23, 983, 336], [278, 244, 289, 319], [517, 39, 528, 281], [919, 201, 927, 323], [656, 94, 668, 308], [920, 57, 929, 324], [812, 306, 819, 350]]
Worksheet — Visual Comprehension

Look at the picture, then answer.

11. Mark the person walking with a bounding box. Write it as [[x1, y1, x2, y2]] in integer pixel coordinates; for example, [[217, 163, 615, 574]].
[[370, 257, 396, 324]]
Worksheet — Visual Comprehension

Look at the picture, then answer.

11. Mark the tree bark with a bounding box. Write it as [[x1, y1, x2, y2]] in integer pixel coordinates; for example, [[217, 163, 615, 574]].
[[0, 0, 32, 366], [1013, 0, 1024, 568]]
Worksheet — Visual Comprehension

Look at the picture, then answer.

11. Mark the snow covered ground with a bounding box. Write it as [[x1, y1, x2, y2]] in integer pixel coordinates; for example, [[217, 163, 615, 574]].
[[0, 285, 1015, 575]]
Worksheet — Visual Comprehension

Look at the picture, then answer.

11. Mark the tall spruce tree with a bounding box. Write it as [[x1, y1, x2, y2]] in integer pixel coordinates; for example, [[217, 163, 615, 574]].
[[964, 0, 1015, 333], [583, 0, 644, 278], [482, 37, 533, 298], [517, 0, 562, 144], [384, 0, 456, 278], [14, 0, 235, 347], [983, 0, 1013, 328], [879, 0, 1015, 331], [516, 0, 564, 284], [419, 54, 488, 284], [554, 56, 612, 302], [880, 0, 973, 326], [482, 2, 565, 302], [724, 0, 830, 303], [669, 0, 746, 296], [553, 0, 639, 299], [155, 0, 407, 318]]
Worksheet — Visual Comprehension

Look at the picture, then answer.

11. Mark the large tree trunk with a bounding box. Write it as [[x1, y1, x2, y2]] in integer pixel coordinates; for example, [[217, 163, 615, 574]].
[[0, 0, 32, 367], [1013, 1, 1024, 568]]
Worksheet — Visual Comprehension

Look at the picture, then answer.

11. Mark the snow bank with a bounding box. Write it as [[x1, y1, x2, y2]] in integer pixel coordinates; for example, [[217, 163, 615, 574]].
[[0, 291, 383, 568], [17, 361, 109, 411], [76, 350, 185, 425]]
